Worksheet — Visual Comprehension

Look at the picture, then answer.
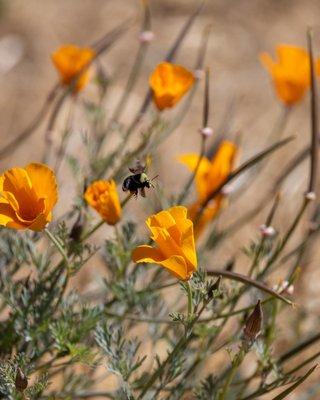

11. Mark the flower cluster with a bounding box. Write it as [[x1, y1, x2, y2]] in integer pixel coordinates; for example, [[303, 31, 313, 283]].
[[1, 6, 319, 398]]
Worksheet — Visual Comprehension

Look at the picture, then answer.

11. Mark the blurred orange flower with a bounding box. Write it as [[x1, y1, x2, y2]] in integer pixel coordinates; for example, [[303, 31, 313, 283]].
[[132, 206, 197, 280], [179, 141, 237, 203], [187, 197, 224, 239], [84, 180, 121, 225], [260, 44, 311, 106], [179, 141, 238, 238], [0, 163, 58, 231], [52, 44, 95, 91], [149, 62, 195, 111]]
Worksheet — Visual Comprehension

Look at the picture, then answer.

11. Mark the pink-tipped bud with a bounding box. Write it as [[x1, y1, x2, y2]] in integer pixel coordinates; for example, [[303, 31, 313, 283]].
[[138, 31, 155, 43], [305, 191, 316, 201], [200, 126, 213, 137], [259, 224, 276, 237], [274, 280, 294, 295], [194, 69, 205, 80]]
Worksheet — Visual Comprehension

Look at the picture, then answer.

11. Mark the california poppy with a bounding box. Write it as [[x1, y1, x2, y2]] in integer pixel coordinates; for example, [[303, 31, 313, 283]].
[[52, 44, 95, 92], [260, 44, 310, 106], [132, 206, 197, 280], [0, 163, 58, 231], [179, 141, 238, 237], [149, 62, 195, 111], [179, 141, 237, 203], [84, 180, 121, 225]]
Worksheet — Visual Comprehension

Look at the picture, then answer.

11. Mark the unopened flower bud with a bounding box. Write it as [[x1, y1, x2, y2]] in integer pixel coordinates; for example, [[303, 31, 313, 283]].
[[305, 191, 316, 201], [15, 367, 28, 392], [200, 126, 213, 137], [243, 300, 263, 345], [259, 224, 276, 237], [138, 30, 155, 43], [274, 280, 294, 295]]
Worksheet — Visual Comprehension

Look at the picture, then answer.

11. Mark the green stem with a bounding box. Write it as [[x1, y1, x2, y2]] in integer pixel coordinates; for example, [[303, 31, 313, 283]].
[[218, 349, 246, 400], [44, 228, 69, 269], [81, 193, 132, 241], [186, 280, 193, 319]]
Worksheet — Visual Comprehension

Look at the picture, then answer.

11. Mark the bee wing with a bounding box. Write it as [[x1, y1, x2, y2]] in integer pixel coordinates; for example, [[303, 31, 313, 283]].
[[145, 154, 152, 170], [129, 159, 145, 174]]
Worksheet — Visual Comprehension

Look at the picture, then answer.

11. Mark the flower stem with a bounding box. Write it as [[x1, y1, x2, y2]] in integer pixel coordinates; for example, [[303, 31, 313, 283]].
[[81, 193, 132, 242], [44, 228, 69, 270], [186, 280, 193, 319]]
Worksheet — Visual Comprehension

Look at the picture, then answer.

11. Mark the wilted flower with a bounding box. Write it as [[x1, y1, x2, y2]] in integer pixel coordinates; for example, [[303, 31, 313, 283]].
[[149, 62, 195, 111], [52, 44, 95, 92], [132, 206, 197, 280], [260, 44, 311, 106], [179, 141, 238, 237], [0, 163, 58, 231], [84, 180, 121, 225]]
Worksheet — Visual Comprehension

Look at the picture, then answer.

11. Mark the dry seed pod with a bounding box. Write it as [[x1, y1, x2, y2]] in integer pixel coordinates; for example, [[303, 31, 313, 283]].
[[243, 300, 263, 343], [15, 367, 28, 392]]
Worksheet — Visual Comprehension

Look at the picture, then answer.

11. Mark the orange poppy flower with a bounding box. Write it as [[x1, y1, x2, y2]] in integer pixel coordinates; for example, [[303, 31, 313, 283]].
[[132, 206, 197, 280], [0, 163, 58, 231], [84, 180, 121, 225], [179, 141, 238, 238], [51, 44, 95, 91], [260, 44, 310, 106], [179, 141, 237, 203], [149, 62, 195, 111]]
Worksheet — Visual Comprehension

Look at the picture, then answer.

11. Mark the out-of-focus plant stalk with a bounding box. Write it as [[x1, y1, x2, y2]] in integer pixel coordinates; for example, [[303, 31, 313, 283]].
[[101, 1, 206, 179], [0, 19, 132, 163], [54, 95, 78, 172], [96, 0, 152, 153], [44, 228, 69, 271], [233, 104, 291, 199], [177, 67, 210, 204], [194, 135, 295, 225], [248, 193, 280, 277]]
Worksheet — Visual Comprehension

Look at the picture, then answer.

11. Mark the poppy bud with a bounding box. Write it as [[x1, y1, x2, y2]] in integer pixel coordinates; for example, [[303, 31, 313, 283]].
[[243, 300, 263, 346], [15, 367, 28, 392]]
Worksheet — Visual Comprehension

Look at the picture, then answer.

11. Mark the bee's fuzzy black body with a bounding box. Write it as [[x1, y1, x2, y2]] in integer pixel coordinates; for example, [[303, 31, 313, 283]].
[[122, 173, 151, 197]]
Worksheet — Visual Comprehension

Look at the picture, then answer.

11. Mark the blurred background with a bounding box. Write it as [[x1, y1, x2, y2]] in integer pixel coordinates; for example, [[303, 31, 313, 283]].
[[1, 0, 320, 398]]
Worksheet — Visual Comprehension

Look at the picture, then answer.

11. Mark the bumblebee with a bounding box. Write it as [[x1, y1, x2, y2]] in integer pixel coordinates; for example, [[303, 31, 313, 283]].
[[122, 161, 157, 197]]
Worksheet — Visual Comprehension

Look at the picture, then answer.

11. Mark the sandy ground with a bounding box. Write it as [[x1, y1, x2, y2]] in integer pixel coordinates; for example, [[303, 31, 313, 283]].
[[1, 0, 320, 398]]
